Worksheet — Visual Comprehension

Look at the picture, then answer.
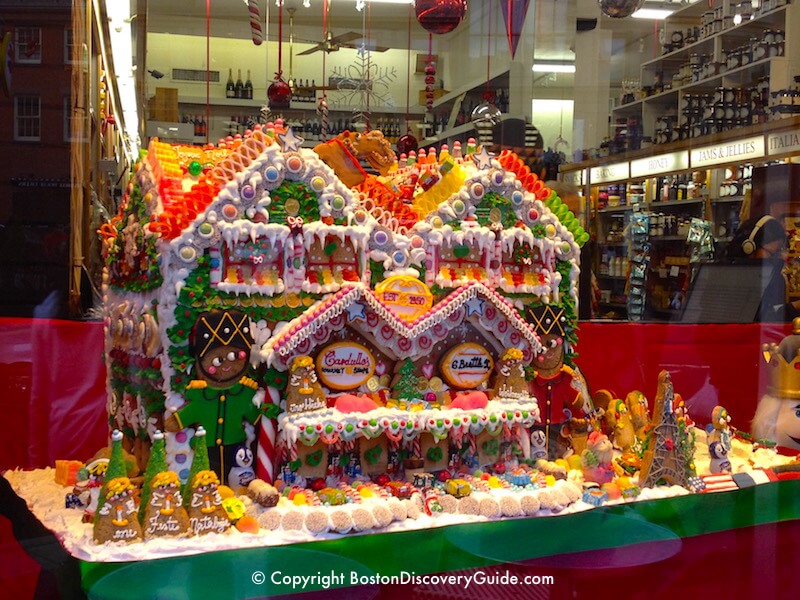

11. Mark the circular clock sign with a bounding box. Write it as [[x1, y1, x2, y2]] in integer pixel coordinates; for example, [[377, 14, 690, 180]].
[[315, 342, 376, 391], [440, 343, 494, 389]]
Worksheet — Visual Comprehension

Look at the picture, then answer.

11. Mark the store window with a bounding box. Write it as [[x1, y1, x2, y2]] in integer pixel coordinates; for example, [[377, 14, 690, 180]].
[[14, 95, 41, 141], [15, 26, 42, 64]]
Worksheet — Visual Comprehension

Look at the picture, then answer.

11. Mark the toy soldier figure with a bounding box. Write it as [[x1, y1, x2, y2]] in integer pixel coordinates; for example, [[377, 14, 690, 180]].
[[166, 310, 263, 483]]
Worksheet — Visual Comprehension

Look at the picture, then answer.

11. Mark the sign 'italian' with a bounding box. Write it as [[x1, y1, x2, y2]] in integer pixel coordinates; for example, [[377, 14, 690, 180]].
[[315, 342, 376, 390]]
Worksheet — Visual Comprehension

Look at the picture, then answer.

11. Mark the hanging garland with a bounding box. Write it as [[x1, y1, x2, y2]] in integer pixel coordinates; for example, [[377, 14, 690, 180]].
[[268, 180, 320, 224]]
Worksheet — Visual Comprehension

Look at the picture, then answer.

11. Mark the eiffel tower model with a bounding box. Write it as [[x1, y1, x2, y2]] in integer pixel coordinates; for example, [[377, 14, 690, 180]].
[[639, 371, 688, 488]]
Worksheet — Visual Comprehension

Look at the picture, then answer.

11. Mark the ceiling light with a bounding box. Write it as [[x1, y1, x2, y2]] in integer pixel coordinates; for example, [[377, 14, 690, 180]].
[[631, 8, 674, 19], [532, 63, 576, 74]]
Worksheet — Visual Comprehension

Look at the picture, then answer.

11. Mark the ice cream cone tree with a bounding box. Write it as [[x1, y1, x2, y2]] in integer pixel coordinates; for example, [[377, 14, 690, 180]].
[[182, 426, 210, 508], [94, 430, 128, 523], [139, 430, 168, 523]]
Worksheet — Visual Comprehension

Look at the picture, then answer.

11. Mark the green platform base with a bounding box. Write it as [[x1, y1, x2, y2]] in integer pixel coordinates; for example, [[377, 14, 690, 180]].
[[81, 479, 800, 599]]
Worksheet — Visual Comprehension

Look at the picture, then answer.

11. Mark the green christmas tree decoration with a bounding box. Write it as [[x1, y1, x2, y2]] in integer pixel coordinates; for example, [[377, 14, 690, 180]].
[[182, 426, 210, 508], [94, 429, 128, 523], [138, 430, 168, 523], [393, 359, 421, 404]]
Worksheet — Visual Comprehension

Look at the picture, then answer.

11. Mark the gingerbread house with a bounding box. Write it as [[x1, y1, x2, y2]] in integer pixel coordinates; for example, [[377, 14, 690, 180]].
[[100, 125, 585, 485]]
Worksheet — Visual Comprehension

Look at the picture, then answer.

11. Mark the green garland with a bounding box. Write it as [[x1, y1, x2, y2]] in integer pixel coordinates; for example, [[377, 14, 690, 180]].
[[474, 192, 518, 229], [306, 450, 323, 467], [268, 180, 320, 224], [426, 446, 443, 462], [369, 259, 386, 289]]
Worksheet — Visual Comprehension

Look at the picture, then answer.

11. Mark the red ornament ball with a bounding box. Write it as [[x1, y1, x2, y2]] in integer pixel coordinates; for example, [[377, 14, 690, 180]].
[[415, 0, 468, 35], [397, 133, 418, 156], [268, 80, 291, 108]]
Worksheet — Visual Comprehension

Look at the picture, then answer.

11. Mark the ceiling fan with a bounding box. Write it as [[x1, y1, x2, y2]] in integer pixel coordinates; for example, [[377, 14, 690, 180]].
[[297, 30, 389, 55]]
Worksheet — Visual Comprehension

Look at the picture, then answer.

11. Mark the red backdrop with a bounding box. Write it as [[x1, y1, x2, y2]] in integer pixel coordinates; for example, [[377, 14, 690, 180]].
[[0, 318, 792, 471]]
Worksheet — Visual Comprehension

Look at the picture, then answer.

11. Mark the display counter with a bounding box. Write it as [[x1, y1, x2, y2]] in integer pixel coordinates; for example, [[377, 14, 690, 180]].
[[2, 318, 797, 598]]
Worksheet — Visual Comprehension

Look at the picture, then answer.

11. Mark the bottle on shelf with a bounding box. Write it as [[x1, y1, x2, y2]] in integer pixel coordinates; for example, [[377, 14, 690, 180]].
[[244, 70, 253, 100], [235, 69, 244, 99], [226, 69, 236, 99]]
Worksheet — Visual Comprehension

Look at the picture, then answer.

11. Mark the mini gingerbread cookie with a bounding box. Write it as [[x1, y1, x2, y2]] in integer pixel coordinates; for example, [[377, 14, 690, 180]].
[[142, 471, 191, 539], [286, 356, 327, 415], [492, 348, 527, 400], [187, 470, 231, 536], [94, 477, 142, 544]]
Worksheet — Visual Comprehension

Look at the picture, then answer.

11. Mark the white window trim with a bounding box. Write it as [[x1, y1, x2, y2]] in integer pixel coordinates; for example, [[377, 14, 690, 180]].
[[14, 95, 41, 142], [15, 27, 42, 65]]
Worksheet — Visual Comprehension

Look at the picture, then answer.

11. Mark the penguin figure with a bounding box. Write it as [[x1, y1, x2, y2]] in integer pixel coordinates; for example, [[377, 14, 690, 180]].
[[227, 444, 256, 490], [530, 429, 548, 460], [708, 441, 731, 474]]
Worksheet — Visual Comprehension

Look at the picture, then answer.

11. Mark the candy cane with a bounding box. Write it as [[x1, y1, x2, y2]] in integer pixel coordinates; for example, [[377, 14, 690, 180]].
[[517, 425, 530, 460], [317, 97, 329, 141], [256, 387, 280, 483], [248, 0, 263, 45], [468, 432, 477, 458], [413, 435, 422, 459]]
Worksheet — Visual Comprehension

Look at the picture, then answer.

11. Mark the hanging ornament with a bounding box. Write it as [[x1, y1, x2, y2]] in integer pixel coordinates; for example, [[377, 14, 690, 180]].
[[472, 1, 500, 127], [598, 0, 646, 19], [248, 0, 264, 46], [400, 5, 418, 155], [268, 0, 291, 109], [415, 0, 468, 35], [424, 35, 436, 111], [268, 80, 292, 108], [471, 92, 502, 125], [500, 0, 531, 59], [397, 133, 418, 156]]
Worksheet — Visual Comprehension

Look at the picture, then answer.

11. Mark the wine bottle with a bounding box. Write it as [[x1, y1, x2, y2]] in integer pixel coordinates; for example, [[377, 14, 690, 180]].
[[226, 69, 235, 99], [244, 70, 253, 100], [235, 69, 244, 99]]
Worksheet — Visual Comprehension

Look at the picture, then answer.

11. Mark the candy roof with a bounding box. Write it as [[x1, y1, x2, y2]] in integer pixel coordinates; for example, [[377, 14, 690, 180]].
[[261, 280, 543, 369]]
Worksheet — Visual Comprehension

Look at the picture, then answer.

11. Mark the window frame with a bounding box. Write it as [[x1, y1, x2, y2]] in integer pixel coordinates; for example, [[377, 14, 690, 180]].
[[63, 28, 75, 65], [14, 95, 42, 142], [15, 27, 42, 65]]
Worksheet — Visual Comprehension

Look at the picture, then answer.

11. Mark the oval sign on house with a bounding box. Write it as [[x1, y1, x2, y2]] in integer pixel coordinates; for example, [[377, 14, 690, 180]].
[[374, 275, 433, 322], [441, 343, 494, 389], [316, 341, 376, 390]]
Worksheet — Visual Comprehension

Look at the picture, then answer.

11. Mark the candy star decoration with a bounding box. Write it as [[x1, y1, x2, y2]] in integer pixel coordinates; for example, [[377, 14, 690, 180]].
[[346, 301, 367, 322], [278, 127, 304, 152], [472, 146, 494, 170], [465, 296, 485, 317]]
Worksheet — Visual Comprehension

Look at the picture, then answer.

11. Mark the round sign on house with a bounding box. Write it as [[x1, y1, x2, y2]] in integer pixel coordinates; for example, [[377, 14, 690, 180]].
[[441, 343, 494, 389], [315, 342, 376, 390]]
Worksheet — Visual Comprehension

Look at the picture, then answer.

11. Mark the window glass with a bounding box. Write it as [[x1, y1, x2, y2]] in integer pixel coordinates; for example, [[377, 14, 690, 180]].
[[15, 26, 42, 64], [14, 95, 41, 141]]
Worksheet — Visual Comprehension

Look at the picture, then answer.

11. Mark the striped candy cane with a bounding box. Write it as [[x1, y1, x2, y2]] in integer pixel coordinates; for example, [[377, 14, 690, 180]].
[[317, 97, 329, 142], [248, 0, 263, 45], [256, 387, 280, 483]]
